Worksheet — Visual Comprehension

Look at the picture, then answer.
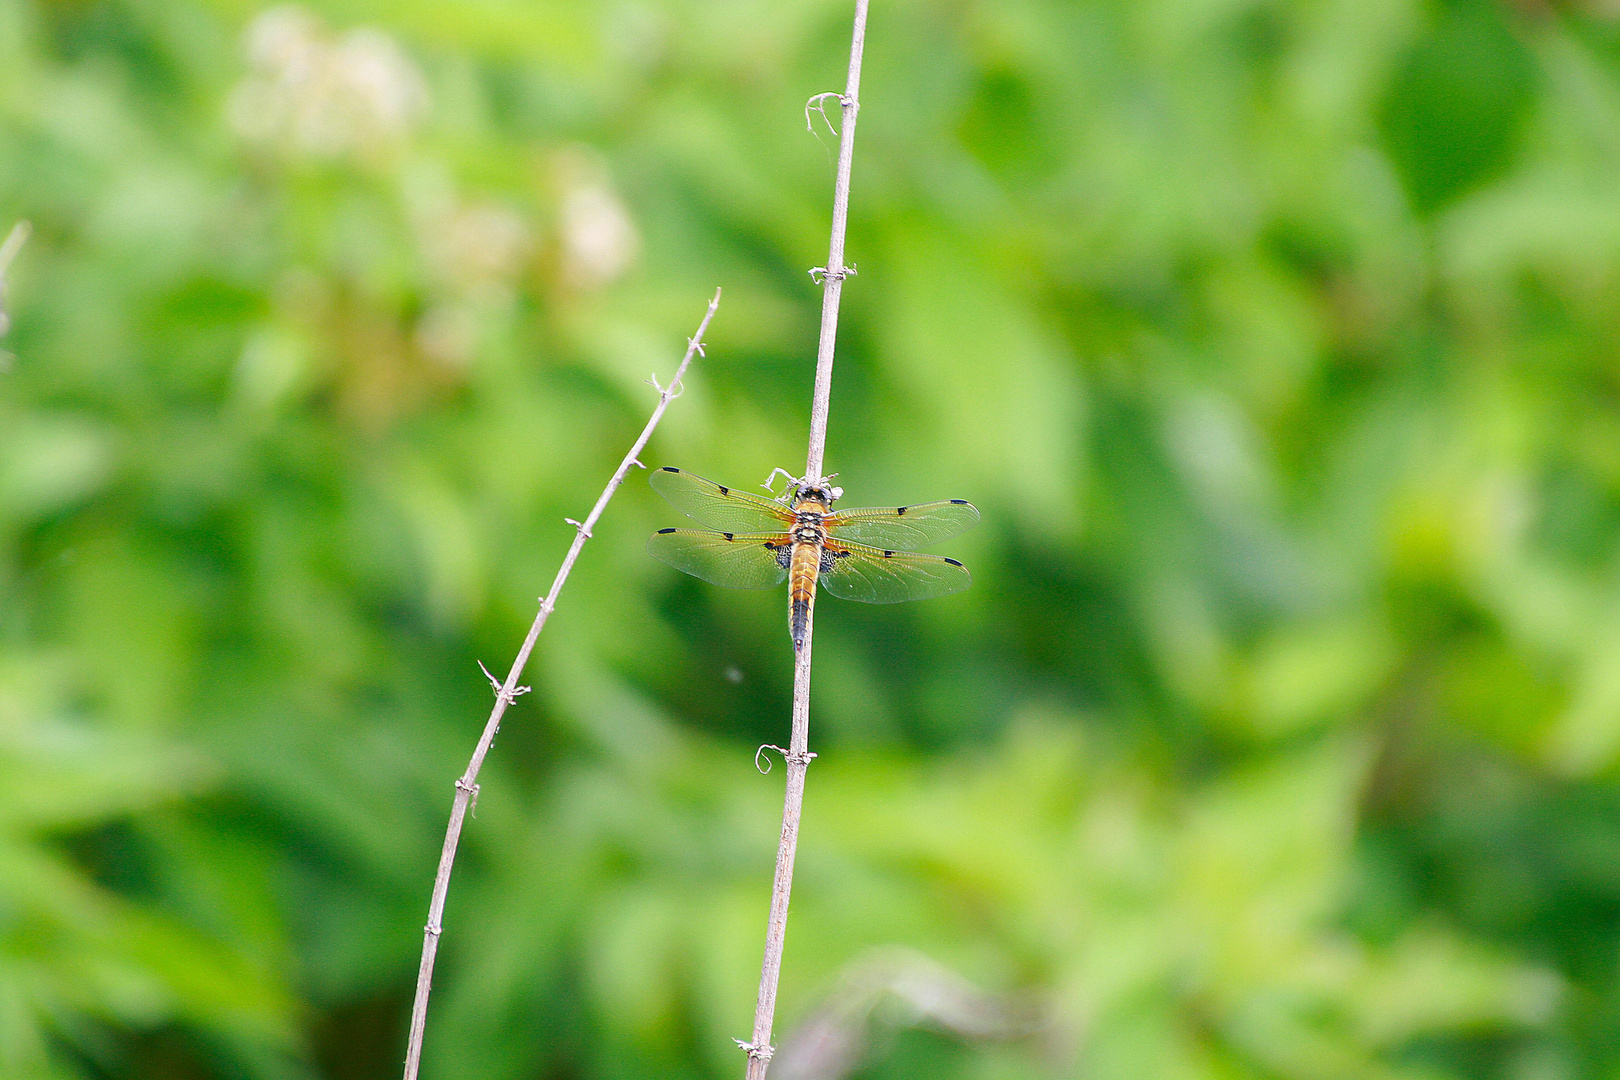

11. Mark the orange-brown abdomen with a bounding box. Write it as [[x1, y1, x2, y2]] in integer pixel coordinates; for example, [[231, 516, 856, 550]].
[[788, 542, 821, 649]]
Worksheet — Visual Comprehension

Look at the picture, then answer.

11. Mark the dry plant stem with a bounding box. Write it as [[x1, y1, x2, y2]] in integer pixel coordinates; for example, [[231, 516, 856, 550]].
[[804, 2, 866, 485], [402, 289, 721, 1080], [0, 220, 30, 277], [744, 3, 867, 1077]]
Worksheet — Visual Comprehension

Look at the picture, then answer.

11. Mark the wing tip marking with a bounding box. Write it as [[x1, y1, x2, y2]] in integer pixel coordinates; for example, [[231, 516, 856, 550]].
[[660, 466, 680, 472], [657, 528, 677, 534], [944, 557, 964, 567], [950, 499, 970, 505]]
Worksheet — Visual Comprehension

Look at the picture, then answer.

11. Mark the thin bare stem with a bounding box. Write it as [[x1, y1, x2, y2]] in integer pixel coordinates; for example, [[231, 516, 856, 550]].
[[741, 3, 867, 1076], [804, 2, 866, 486], [0, 220, 30, 279], [403, 289, 721, 1080], [0, 221, 30, 346]]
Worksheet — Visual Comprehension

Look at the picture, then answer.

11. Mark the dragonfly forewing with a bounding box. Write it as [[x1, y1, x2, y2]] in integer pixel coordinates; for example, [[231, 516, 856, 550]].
[[650, 467, 793, 533], [825, 499, 979, 549]]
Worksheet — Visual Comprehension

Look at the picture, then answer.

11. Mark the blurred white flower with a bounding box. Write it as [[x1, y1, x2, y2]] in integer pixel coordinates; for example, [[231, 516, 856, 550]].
[[411, 199, 532, 367], [550, 148, 639, 289], [229, 6, 426, 160], [433, 202, 532, 292], [561, 184, 638, 287], [414, 302, 481, 370]]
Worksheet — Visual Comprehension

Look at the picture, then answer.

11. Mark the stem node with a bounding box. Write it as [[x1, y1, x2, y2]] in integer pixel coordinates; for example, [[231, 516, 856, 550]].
[[735, 1040, 775, 1065]]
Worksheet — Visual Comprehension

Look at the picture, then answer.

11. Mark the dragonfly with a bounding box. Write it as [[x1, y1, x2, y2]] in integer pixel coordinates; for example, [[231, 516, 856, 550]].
[[647, 467, 979, 649]]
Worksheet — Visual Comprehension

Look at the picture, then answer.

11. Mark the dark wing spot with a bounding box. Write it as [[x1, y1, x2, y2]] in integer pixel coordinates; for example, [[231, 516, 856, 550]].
[[883, 550, 895, 557], [722, 532, 734, 541], [657, 528, 677, 534], [718, 485, 729, 495], [660, 466, 680, 473], [950, 499, 969, 505], [944, 557, 963, 567], [896, 506, 907, 516]]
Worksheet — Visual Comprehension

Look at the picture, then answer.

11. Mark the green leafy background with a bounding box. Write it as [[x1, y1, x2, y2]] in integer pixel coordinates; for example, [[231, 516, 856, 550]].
[[3, 0, 1618, 1077]]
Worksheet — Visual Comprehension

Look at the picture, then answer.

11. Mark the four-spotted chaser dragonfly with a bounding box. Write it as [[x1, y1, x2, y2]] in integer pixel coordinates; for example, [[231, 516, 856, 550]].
[[647, 467, 979, 648]]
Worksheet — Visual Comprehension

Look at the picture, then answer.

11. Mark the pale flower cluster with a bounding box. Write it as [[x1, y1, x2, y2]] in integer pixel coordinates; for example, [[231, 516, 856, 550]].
[[559, 181, 639, 288], [551, 148, 640, 289], [411, 193, 534, 368], [431, 202, 532, 293], [228, 6, 426, 160]]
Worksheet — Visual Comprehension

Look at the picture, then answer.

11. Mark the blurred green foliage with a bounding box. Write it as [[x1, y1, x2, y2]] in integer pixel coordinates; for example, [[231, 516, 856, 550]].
[[4, 0, 1620, 1077]]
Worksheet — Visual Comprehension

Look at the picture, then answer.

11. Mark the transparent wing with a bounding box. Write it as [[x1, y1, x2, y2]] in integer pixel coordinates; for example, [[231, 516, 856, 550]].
[[825, 499, 979, 549], [650, 467, 793, 533], [647, 529, 789, 590], [819, 538, 972, 604]]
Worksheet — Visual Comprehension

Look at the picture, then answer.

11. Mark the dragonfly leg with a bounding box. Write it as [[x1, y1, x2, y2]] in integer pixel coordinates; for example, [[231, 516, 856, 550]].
[[762, 467, 799, 494]]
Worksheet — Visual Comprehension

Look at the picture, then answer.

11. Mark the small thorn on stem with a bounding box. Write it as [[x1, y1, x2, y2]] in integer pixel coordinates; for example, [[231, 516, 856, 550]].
[[647, 373, 686, 400], [735, 1039, 774, 1064], [755, 744, 817, 772], [478, 660, 532, 703], [804, 91, 849, 138], [565, 517, 592, 539], [808, 264, 857, 284], [454, 776, 481, 815]]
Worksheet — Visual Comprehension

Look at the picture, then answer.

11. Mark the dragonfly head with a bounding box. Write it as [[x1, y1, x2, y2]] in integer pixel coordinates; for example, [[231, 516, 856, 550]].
[[795, 476, 843, 506]]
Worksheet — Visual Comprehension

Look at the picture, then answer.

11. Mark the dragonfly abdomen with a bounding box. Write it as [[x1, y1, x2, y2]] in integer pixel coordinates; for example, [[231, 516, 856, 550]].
[[786, 495, 832, 650], [788, 541, 821, 649]]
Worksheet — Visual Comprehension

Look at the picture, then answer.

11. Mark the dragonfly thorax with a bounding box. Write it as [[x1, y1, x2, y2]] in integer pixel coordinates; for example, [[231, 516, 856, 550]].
[[791, 498, 829, 545]]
